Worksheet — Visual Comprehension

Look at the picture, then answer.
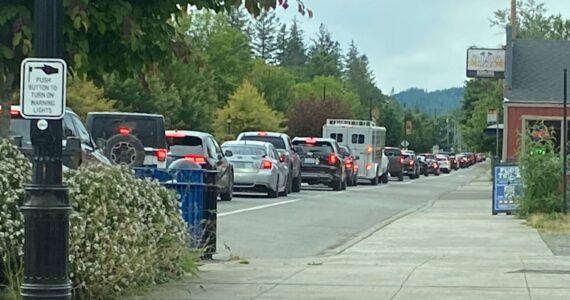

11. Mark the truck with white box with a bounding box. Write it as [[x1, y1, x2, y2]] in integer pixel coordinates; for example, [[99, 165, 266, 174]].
[[322, 119, 389, 185]]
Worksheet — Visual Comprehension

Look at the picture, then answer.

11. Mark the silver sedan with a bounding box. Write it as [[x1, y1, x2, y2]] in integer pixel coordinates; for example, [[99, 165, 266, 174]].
[[221, 140, 289, 198]]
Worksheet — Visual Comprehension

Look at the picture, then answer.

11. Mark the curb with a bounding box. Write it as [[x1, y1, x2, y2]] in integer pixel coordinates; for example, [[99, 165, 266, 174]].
[[319, 166, 487, 257], [318, 198, 437, 257]]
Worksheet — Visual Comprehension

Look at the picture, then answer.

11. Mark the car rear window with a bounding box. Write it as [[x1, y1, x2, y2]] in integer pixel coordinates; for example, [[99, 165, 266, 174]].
[[90, 117, 163, 148], [223, 145, 266, 156], [167, 136, 204, 156], [385, 149, 401, 157], [339, 146, 350, 156], [436, 156, 448, 161], [293, 141, 334, 154], [9, 118, 31, 146], [240, 135, 286, 149]]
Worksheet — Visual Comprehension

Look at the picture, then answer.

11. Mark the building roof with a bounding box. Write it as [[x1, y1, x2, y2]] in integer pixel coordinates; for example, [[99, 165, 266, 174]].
[[505, 39, 570, 103]]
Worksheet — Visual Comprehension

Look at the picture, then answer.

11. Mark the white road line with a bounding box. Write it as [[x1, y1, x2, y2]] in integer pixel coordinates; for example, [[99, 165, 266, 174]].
[[218, 198, 302, 217], [355, 185, 387, 191]]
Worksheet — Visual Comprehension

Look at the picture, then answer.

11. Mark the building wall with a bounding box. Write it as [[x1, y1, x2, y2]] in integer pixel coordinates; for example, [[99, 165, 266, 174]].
[[504, 103, 570, 161]]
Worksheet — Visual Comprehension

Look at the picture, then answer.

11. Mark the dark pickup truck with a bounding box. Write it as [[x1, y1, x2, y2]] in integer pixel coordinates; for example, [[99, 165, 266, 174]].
[[384, 147, 404, 181]]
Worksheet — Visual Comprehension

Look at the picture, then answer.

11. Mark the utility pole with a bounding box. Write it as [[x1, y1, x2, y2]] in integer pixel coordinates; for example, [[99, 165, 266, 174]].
[[563, 69, 568, 214], [369, 97, 372, 121], [511, 0, 517, 39], [20, 1, 71, 299], [322, 84, 326, 101]]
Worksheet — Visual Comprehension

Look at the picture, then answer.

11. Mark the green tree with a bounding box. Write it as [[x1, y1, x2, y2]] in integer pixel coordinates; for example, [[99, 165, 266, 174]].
[[307, 23, 342, 78], [213, 80, 284, 139], [293, 76, 361, 115], [275, 24, 288, 64], [281, 18, 307, 66], [376, 99, 405, 147], [251, 9, 280, 63], [248, 60, 295, 113], [0, 0, 310, 138], [66, 77, 116, 120], [226, 6, 253, 39]]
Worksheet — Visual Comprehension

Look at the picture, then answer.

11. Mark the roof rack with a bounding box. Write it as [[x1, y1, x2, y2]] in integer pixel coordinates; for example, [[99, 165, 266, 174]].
[[326, 119, 377, 127]]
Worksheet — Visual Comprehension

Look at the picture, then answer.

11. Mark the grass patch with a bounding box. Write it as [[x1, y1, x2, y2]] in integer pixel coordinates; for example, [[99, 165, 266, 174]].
[[180, 249, 201, 276], [527, 213, 570, 233]]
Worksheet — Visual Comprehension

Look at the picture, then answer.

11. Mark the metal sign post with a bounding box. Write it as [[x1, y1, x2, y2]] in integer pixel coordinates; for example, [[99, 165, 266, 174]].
[[20, 0, 71, 299], [563, 69, 568, 215]]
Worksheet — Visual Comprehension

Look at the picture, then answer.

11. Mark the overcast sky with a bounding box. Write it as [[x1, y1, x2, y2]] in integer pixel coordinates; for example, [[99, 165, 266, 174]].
[[275, 0, 570, 94]]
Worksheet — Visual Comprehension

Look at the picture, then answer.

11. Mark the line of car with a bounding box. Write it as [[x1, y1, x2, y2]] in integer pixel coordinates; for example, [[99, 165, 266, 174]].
[[7, 108, 486, 201]]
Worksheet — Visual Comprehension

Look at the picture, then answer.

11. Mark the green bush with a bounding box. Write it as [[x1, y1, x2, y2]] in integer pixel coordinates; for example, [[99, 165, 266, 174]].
[[517, 131, 564, 217], [0, 139, 189, 299]]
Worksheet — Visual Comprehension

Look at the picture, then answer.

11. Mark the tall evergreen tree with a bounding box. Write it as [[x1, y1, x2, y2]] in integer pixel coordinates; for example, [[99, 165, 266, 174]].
[[275, 24, 288, 64], [307, 23, 342, 78], [343, 40, 379, 118], [281, 18, 308, 66], [227, 6, 254, 40], [251, 10, 280, 63]]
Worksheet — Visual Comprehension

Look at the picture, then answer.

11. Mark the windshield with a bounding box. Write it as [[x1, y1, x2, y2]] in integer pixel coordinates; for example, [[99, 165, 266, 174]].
[[89, 116, 164, 148], [222, 145, 266, 156], [240, 135, 286, 149]]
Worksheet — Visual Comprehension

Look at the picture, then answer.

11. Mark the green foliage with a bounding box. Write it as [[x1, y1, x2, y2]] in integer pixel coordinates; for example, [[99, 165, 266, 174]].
[[248, 60, 295, 113], [251, 10, 280, 63], [517, 130, 564, 217], [404, 109, 438, 153], [293, 76, 361, 115], [213, 81, 284, 140], [307, 24, 342, 78], [66, 76, 116, 120], [376, 100, 405, 147], [459, 79, 503, 152], [286, 97, 353, 137], [280, 18, 308, 66], [0, 139, 30, 299], [393, 87, 464, 115]]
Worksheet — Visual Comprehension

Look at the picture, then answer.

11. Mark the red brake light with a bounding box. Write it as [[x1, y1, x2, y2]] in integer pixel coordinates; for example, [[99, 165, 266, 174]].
[[10, 109, 20, 116], [409, 160, 414, 166], [166, 131, 185, 138], [257, 131, 268, 136], [306, 137, 317, 144], [328, 153, 337, 165], [118, 127, 130, 135], [367, 145, 373, 153], [154, 149, 167, 161], [185, 155, 206, 164], [400, 157, 404, 164], [366, 163, 372, 171], [261, 160, 272, 169]]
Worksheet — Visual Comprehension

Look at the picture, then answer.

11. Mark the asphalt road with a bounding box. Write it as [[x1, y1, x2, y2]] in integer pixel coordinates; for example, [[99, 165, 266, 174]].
[[214, 164, 485, 260]]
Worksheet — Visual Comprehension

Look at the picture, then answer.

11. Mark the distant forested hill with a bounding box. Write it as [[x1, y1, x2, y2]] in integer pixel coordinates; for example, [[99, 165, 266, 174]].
[[393, 87, 464, 115]]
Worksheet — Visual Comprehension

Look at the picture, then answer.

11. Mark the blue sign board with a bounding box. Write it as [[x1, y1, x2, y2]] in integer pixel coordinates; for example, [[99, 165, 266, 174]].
[[492, 163, 523, 215]]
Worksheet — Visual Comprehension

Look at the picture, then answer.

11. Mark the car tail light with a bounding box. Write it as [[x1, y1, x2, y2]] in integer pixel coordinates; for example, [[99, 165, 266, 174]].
[[306, 137, 317, 144], [185, 155, 206, 164], [409, 160, 414, 166], [432, 163, 437, 168], [400, 157, 404, 164], [154, 149, 167, 161], [345, 158, 352, 168], [257, 131, 267, 136], [118, 127, 130, 135], [261, 160, 272, 169], [366, 163, 372, 171], [328, 153, 337, 165], [10, 109, 20, 116], [166, 131, 185, 138], [367, 145, 373, 153]]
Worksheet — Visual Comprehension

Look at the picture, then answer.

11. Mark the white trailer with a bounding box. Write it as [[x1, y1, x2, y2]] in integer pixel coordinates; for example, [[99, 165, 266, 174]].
[[322, 119, 388, 185]]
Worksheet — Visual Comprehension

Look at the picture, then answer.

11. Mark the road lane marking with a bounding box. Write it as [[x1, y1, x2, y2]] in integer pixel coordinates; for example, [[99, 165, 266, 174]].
[[218, 198, 302, 217]]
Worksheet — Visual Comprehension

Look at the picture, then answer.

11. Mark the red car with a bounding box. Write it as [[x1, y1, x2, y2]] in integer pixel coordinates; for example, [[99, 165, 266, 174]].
[[339, 145, 359, 186]]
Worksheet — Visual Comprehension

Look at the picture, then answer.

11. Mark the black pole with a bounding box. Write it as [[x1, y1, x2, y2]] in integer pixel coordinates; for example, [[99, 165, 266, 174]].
[[562, 69, 568, 214], [21, 0, 71, 299], [369, 97, 372, 121]]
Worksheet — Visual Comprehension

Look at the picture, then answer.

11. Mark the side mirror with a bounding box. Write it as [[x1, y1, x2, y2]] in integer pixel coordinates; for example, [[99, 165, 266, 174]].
[[224, 150, 233, 157]]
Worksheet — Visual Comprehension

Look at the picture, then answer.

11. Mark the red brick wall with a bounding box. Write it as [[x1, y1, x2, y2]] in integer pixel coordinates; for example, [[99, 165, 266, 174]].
[[505, 104, 570, 161]]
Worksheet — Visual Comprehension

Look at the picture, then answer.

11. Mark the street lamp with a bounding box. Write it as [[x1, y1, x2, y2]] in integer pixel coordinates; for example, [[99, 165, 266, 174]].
[[227, 115, 232, 135]]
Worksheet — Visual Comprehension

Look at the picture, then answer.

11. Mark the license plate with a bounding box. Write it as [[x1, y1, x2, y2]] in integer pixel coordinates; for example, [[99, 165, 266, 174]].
[[234, 162, 253, 169], [304, 158, 317, 164]]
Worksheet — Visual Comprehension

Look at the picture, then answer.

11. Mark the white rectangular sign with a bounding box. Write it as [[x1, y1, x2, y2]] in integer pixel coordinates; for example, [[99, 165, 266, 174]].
[[20, 58, 67, 119], [487, 109, 498, 124], [466, 48, 505, 78]]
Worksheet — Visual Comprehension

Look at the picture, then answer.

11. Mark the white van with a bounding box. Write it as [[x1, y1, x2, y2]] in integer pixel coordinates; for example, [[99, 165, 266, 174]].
[[322, 119, 389, 185]]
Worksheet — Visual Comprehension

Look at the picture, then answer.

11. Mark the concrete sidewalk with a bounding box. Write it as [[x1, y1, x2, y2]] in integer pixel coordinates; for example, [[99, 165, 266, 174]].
[[132, 172, 570, 300]]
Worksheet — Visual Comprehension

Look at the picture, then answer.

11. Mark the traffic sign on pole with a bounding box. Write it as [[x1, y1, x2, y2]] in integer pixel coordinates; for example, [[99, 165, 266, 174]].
[[20, 58, 67, 120], [401, 140, 409, 148]]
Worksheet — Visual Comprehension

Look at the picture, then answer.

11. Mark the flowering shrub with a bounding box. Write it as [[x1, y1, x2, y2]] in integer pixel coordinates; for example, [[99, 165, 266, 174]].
[[0, 139, 188, 299], [0, 139, 30, 298]]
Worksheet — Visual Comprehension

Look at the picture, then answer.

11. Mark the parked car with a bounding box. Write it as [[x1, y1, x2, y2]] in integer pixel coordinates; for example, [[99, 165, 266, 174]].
[[402, 150, 420, 179], [418, 153, 440, 176], [292, 137, 346, 191], [436, 154, 452, 173], [164, 130, 234, 201], [384, 147, 404, 181], [85, 112, 167, 168], [221, 140, 289, 198], [456, 154, 469, 168], [339, 145, 359, 186], [8, 105, 110, 169], [237, 131, 302, 193]]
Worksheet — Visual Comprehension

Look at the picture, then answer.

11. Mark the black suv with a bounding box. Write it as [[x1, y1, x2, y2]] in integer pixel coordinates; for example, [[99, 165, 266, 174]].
[[292, 137, 346, 191], [85, 112, 167, 168], [165, 130, 234, 201], [8, 105, 110, 169]]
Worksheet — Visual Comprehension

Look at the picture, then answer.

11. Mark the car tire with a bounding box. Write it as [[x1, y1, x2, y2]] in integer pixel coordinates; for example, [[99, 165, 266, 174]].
[[292, 175, 302, 193], [220, 174, 233, 201], [353, 176, 358, 186], [332, 178, 343, 191], [435, 172, 440, 176], [398, 173, 404, 181], [381, 173, 389, 184], [341, 177, 347, 190], [424, 170, 429, 177], [268, 176, 279, 198], [104, 134, 145, 167], [370, 171, 379, 185]]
